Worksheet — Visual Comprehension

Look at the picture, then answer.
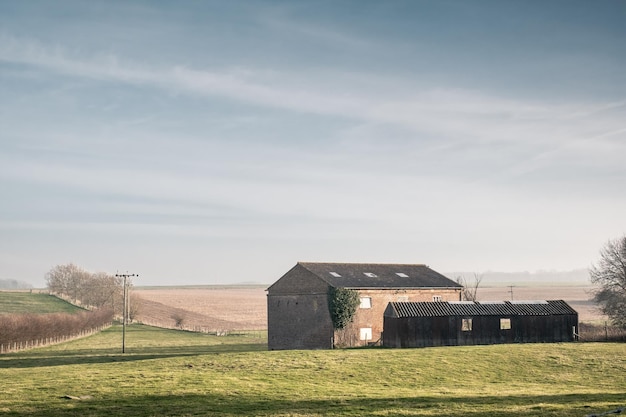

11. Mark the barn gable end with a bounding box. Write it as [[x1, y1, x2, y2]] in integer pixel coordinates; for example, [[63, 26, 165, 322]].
[[267, 264, 334, 350]]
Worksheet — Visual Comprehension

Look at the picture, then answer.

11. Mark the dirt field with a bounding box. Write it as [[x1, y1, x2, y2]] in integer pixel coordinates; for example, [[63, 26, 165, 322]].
[[134, 287, 267, 331], [133, 284, 605, 332]]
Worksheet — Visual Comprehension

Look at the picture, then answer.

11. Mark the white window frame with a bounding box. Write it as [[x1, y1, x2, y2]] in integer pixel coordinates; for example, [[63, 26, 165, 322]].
[[433, 295, 442, 302], [359, 297, 372, 309], [462, 318, 473, 332], [360, 327, 372, 341], [500, 318, 511, 330]]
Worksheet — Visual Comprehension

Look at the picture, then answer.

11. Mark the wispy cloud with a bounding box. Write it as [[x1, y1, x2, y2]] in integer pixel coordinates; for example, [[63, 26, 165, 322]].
[[1, 1, 625, 283], [3, 33, 624, 151], [3, 32, 625, 205]]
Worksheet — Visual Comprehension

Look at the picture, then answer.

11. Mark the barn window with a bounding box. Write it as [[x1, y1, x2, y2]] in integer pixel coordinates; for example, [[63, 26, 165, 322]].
[[433, 295, 442, 302], [462, 318, 473, 332], [396, 272, 409, 277], [363, 272, 377, 278], [500, 318, 511, 330], [360, 327, 372, 341], [329, 272, 341, 277], [359, 297, 372, 309]]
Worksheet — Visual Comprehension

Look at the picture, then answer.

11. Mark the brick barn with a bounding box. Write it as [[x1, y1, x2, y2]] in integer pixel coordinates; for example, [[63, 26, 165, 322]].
[[383, 300, 579, 348], [267, 262, 463, 350]]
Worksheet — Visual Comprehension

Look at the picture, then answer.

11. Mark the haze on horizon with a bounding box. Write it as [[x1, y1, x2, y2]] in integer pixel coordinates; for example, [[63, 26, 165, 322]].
[[1, 1, 625, 288]]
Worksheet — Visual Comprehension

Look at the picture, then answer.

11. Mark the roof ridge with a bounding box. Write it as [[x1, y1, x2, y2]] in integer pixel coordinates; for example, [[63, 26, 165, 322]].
[[298, 261, 428, 266]]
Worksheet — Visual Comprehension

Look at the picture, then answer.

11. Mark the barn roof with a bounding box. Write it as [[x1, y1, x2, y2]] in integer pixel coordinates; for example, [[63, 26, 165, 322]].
[[386, 300, 577, 318], [298, 262, 462, 289]]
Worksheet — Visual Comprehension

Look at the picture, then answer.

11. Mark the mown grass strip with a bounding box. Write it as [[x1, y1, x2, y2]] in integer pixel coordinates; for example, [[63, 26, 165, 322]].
[[0, 292, 83, 314], [0, 324, 624, 416]]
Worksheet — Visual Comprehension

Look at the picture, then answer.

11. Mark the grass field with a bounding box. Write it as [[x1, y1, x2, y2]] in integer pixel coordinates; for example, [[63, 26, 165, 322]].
[[0, 292, 83, 314], [0, 324, 624, 416]]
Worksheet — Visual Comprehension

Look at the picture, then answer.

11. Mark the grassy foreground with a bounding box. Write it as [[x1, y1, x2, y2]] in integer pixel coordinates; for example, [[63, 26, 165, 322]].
[[0, 324, 624, 417]]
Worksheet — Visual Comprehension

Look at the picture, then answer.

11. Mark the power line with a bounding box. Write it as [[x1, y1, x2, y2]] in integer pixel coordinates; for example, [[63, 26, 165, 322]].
[[115, 272, 138, 354]]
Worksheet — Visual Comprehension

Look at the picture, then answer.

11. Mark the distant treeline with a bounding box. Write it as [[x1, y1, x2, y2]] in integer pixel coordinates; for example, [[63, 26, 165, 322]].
[[0, 279, 32, 289], [0, 309, 113, 353]]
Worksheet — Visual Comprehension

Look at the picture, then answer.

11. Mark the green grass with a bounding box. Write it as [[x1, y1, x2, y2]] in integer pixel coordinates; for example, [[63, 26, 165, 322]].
[[0, 324, 624, 416], [0, 292, 83, 314]]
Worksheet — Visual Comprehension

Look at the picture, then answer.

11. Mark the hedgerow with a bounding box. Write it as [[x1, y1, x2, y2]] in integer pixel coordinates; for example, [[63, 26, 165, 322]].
[[0, 309, 113, 353]]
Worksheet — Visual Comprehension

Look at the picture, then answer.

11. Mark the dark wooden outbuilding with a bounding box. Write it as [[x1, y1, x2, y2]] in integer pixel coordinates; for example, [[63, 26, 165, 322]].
[[383, 300, 578, 348]]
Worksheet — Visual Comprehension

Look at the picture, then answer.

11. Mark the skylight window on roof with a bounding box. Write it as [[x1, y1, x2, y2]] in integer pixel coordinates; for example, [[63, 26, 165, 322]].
[[363, 272, 377, 278], [395, 272, 409, 277], [510, 300, 548, 304], [329, 272, 341, 278]]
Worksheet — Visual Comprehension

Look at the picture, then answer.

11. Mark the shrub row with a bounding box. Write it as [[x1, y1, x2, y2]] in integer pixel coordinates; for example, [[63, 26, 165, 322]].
[[0, 308, 113, 353], [579, 322, 626, 342]]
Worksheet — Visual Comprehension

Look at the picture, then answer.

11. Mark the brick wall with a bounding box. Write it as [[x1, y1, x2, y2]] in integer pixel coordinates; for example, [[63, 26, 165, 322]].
[[267, 264, 333, 350], [267, 293, 333, 350], [336, 288, 462, 347]]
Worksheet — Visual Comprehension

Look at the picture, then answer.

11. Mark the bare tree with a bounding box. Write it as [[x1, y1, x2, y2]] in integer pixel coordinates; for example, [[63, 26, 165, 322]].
[[46, 263, 83, 300], [171, 312, 186, 329], [45, 265, 123, 314], [70, 268, 91, 304], [590, 236, 626, 328], [128, 293, 142, 323], [81, 272, 123, 311], [456, 273, 484, 302]]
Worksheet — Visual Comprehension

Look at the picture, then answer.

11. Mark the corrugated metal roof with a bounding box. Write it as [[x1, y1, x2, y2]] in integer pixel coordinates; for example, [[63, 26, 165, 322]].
[[298, 262, 462, 289], [387, 300, 577, 318]]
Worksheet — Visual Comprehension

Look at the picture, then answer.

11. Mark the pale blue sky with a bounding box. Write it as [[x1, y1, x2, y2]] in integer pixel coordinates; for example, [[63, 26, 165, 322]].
[[1, 1, 625, 286]]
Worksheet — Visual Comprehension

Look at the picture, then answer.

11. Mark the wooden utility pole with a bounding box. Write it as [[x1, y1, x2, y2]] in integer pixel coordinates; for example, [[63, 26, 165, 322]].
[[115, 272, 138, 353]]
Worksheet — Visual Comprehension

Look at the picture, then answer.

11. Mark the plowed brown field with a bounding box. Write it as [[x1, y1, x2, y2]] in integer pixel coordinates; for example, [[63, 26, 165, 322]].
[[132, 284, 605, 332], [134, 287, 266, 331]]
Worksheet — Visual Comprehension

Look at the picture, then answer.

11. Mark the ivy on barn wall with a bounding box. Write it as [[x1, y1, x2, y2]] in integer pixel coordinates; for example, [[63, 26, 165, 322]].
[[328, 287, 360, 330]]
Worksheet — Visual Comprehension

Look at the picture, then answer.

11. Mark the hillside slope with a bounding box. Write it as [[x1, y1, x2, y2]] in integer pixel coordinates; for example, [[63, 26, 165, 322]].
[[0, 292, 84, 314]]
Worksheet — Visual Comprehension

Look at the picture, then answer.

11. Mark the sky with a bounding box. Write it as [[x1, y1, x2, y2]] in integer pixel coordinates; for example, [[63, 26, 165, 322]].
[[1, 0, 625, 287]]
